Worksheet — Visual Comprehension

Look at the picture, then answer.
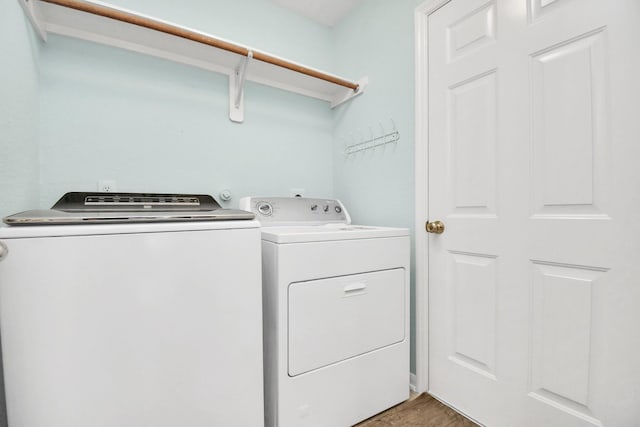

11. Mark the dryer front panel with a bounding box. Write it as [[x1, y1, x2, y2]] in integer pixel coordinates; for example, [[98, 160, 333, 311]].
[[287, 268, 405, 376]]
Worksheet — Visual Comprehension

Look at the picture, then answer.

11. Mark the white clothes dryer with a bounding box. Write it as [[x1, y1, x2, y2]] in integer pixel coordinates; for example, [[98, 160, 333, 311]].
[[240, 197, 410, 427]]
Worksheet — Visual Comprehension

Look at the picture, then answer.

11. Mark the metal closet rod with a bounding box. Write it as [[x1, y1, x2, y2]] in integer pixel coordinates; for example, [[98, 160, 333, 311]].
[[40, 0, 360, 92]]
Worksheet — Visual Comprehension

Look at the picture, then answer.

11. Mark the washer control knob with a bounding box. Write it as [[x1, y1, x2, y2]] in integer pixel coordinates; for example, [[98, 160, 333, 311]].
[[323, 205, 329, 212], [311, 204, 318, 211], [256, 202, 273, 216], [335, 206, 342, 213]]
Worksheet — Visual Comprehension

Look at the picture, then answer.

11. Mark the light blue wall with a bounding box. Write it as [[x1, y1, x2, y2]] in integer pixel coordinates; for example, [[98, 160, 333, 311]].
[[332, 0, 424, 373], [37, 0, 336, 208], [39, 37, 333, 208], [0, 0, 42, 218]]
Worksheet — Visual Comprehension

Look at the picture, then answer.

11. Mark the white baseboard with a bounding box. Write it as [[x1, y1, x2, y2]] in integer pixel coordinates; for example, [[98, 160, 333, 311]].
[[409, 373, 417, 393]]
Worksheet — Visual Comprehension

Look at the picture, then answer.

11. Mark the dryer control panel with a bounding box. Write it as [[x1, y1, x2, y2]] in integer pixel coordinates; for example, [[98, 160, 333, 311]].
[[239, 197, 350, 226]]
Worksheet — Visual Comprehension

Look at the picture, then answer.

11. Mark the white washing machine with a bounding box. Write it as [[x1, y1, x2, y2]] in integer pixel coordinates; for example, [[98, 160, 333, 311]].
[[240, 197, 410, 427], [0, 193, 264, 427]]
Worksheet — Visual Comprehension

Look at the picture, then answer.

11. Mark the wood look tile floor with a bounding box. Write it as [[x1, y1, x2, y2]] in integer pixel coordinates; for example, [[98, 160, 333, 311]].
[[355, 393, 479, 427]]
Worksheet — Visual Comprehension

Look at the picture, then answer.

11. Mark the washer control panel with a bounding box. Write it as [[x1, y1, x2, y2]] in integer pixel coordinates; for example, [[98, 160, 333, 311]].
[[239, 197, 350, 225]]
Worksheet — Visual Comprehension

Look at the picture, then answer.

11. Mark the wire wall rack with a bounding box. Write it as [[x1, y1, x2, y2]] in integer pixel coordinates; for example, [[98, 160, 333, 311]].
[[343, 118, 400, 155]]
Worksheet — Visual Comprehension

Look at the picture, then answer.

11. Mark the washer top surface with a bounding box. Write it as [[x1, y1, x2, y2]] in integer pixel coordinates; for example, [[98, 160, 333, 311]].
[[239, 196, 408, 243]]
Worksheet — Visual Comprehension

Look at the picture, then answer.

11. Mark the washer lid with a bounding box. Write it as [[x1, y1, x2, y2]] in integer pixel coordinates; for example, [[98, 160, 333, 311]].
[[3, 192, 254, 226], [260, 223, 409, 244]]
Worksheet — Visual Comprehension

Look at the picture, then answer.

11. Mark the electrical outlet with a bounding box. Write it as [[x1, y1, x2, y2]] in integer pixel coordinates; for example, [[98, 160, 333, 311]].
[[98, 180, 117, 193], [289, 188, 305, 198]]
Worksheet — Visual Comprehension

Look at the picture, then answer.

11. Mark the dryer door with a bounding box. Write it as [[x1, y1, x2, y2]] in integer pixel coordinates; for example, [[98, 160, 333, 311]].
[[288, 268, 405, 376]]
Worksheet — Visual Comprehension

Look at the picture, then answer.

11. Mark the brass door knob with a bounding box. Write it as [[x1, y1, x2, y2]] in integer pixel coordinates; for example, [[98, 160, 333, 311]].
[[425, 220, 445, 234]]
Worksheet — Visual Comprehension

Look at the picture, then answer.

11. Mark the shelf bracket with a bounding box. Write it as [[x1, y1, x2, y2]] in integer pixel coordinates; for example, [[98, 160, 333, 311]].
[[229, 50, 253, 123], [331, 76, 368, 109]]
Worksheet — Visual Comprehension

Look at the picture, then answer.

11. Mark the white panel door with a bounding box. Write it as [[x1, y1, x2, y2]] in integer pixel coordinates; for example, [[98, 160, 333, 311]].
[[426, 0, 640, 426]]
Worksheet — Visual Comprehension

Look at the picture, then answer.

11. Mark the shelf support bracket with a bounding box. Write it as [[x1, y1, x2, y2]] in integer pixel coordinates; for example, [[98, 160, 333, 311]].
[[331, 76, 368, 109], [229, 50, 253, 123]]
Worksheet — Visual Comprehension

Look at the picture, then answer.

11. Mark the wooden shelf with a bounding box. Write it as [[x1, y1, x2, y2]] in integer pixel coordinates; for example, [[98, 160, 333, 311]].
[[19, 0, 367, 122]]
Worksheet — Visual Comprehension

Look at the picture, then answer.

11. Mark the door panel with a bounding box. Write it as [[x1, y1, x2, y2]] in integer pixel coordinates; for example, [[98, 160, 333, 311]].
[[529, 261, 606, 416], [450, 252, 497, 379], [447, 1, 497, 61], [531, 29, 609, 217], [426, 0, 640, 425], [450, 71, 498, 214]]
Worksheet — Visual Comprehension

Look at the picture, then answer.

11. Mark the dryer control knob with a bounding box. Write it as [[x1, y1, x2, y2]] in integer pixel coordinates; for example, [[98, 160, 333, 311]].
[[256, 202, 273, 216]]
